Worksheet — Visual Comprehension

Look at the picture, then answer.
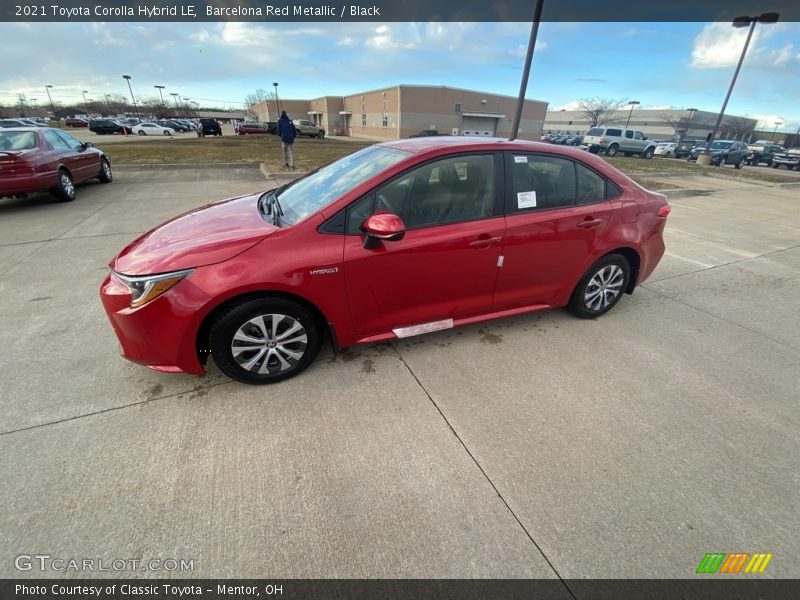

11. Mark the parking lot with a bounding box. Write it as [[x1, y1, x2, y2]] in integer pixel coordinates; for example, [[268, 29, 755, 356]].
[[1, 166, 798, 580]]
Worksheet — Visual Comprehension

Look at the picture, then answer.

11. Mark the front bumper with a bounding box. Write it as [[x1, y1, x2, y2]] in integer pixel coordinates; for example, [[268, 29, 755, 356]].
[[100, 272, 212, 375]]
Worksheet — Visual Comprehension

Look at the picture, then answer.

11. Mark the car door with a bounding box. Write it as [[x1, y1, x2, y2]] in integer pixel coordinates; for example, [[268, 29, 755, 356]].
[[623, 130, 636, 152], [493, 152, 615, 310], [342, 152, 505, 337], [42, 130, 79, 178], [54, 130, 97, 181]]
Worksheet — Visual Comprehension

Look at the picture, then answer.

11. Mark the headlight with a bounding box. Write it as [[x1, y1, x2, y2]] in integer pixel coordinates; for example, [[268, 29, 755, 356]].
[[113, 269, 194, 308]]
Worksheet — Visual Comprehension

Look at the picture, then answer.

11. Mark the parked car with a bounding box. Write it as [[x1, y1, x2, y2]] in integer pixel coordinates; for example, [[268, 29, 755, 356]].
[[65, 117, 89, 127], [0, 127, 112, 202], [157, 120, 189, 133], [293, 119, 325, 138], [197, 118, 222, 137], [266, 121, 278, 135], [539, 134, 555, 143], [673, 142, 697, 159], [89, 119, 132, 135], [410, 130, 440, 138], [132, 123, 175, 136], [771, 148, 800, 170], [687, 140, 748, 168], [100, 137, 670, 384], [564, 135, 583, 146], [0, 119, 31, 128], [654, 142, 678, 157], [580, 127, 657, 159], [237, 122, 269, 135], [745, 142, 782, 166]]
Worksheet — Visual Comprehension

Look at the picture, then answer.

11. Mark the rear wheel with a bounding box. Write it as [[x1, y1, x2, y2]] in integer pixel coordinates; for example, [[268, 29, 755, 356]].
[[137, 130, 146, 136], [318, 131, 325, 138], [605, 144, 619, 157], [98, 158, 112, 183], [210, 298, 322, 384], [52, 169, 76, 202], [163, 130, 171, 136], [568, 254, 630, 318]]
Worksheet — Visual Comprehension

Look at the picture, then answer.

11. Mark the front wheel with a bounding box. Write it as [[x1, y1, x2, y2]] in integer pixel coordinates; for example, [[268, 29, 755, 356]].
[[137, 130, 146, 136], [735, 158, 745, 169], [52, 169, 76, 202], [163, 130, 171, 136], [318, 131, 325, 138], [567, 254, 630, 319], [642, 147, 654, 159], [210, 298, 322, 384]]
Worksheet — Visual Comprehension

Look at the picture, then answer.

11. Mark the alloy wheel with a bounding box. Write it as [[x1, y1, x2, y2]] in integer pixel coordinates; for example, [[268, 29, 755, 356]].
[[61, 173, 75, 198], [230, 314, 308, 375], [584, 265, 624, 312]]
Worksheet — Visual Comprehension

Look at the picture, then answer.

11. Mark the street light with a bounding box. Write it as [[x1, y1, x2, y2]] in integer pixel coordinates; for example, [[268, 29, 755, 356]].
[[772, 121, 783, 142], [697, 12, 779, 166], [44, 84, 58, 125], [154, 84, 166, 106], [122, 75, 139, 119], [82, 90, 90, 115], [625, 100, 640, 128], [170, 92, 180, 117], [104, 94, 113, 115], [509, 0, 545, 140], [273, 82, 281, 115]]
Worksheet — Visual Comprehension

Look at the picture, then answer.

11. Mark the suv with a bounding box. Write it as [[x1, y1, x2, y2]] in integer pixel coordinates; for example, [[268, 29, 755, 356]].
[[292, 119, 325, 138], [237, 122, 268, 135], [745, 142, 782, 166], [89, 119, 132, 135], [197, 118, 222, 137], [771, 148, 800, 170], [581, 127, 657, 159], [687, 140, 748, 168]]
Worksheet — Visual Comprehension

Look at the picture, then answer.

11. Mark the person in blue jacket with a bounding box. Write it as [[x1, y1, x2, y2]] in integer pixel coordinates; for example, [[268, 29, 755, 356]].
[[276, 111, 296, 170]]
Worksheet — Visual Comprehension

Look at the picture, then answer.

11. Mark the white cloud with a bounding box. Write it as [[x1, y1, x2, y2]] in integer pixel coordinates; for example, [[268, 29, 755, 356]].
[[691, 22, 797, 69], [336, 36, 353, 46]]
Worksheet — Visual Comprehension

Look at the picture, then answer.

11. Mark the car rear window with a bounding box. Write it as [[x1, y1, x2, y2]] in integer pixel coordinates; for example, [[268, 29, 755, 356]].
[[0, 130, 37, 150], [586, 128, 604, 136]]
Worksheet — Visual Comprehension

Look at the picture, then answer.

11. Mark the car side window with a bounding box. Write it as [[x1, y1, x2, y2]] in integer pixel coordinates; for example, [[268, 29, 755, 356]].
[[634, 131, 645, 140], [507, 154, 576, 212], [43, 130, 69, 150], [576, 163, 606, 205], [54, 130, 82, 149], [606, 128, 621, 137], [345, 154, 495, 233], [625, 130, 634, 139]]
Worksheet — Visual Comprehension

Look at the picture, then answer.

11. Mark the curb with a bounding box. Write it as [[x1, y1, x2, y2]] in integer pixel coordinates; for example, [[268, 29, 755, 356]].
[[113, 162, 262, 171], [654, 188, 712, 199]]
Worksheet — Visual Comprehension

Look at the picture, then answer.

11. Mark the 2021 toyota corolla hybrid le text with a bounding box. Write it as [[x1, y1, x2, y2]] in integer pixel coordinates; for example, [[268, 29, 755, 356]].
[[100, 137, 670, 384]]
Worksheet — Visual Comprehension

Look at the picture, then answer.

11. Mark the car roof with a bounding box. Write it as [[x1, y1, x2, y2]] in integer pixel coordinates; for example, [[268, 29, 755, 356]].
[[0, 126, 42, 132], [384, 136, 579, 155]]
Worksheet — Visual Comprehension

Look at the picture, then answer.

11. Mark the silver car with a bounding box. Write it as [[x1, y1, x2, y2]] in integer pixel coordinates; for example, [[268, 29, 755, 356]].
[[292, 119, 325, 138], [580, 126, 657, 159]]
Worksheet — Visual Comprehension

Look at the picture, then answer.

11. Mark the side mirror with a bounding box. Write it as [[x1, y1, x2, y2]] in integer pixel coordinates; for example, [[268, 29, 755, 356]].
[[362, 212, 405, 248], [81, 141, 93, 149]]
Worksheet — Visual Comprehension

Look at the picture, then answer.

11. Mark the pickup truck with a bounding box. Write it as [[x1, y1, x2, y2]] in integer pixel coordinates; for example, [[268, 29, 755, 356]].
[[745, 142, 782, 166], [771, 148, 800, 170]]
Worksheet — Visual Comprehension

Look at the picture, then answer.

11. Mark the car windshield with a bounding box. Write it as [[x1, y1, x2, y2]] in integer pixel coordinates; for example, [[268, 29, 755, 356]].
[[278, 145, 410, 225], [0, 130, 37, 150], [710, 141, 733, 150]]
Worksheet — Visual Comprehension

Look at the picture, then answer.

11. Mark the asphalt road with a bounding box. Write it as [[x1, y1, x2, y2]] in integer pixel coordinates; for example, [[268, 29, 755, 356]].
[[0, 167, 797, 582]]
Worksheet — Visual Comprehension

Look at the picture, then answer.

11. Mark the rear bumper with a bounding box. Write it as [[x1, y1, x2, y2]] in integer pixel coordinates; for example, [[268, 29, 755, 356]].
[[0, 172, 56, 196], [100, 272, 212, 375]]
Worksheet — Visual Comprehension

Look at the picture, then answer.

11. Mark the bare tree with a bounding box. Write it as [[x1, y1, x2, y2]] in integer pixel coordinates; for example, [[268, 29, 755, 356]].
[[576, 97, 627, 128], [244, 88, 275, 120], [663, 113, 701, 143], [140, 97, 173, 119], [722, 115, 757, 141]]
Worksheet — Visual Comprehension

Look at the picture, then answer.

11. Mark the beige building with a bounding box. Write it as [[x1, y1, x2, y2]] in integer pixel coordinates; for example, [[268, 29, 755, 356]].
[[253, 85, 548, 141], [545, 109, 758, 143]]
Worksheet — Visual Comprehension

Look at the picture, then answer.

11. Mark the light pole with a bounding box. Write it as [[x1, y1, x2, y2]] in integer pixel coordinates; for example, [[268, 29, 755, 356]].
[[697, 12, 779, 166], [122, 75, 139, 119], [82, 90, 90, 115], [30, 98, 38, 117], [772, 121, 782, 142], [679, 107, 698, 143], [509, 0, 545, 140], [170, 92, 180, 117], [272, 82, 281, 116], [154, 85, 166, 116], [45, 84, 57, 125], [104, 94, 113, 115], [625, 100, 640, 128]]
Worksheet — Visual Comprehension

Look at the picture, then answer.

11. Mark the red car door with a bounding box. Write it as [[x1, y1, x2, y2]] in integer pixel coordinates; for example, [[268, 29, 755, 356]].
[[42, 129, 81, 179], [55, 130, 99, 181], [493, 152, 615, 310], [343, 153, 504, 337]]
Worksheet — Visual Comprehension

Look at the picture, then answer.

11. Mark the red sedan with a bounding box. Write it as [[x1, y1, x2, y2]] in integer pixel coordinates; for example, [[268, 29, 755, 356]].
[[237, 122, 269, 135], [65, 117, 89, 127], [0, 127, 112, 202], [101, 137, 669, 384]]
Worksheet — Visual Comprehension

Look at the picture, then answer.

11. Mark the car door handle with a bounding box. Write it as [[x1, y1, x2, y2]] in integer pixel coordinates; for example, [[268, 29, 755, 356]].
[[577, 219, 603, 229], [469, 236, 503, 248]]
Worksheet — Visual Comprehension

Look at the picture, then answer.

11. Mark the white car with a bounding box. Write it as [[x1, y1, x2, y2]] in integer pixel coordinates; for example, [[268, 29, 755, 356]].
[[132, 123, 176, 136], [654, 142, 678, 157]]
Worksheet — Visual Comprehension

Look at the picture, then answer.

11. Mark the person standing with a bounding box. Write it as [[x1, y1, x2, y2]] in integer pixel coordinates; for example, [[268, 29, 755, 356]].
[[276, 110, 296, 170]]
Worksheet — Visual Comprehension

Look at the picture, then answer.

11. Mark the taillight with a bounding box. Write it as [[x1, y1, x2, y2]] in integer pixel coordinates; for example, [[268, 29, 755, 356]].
[[656, 204, 672, 218]]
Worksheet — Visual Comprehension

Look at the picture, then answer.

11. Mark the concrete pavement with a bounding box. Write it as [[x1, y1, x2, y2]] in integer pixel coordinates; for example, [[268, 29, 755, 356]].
[[1, 169, 798, 582]]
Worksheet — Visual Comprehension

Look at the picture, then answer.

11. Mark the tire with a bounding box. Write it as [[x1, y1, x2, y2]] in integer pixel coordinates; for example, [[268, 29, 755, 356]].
[[318, 131, 325, 139], [52, 169, 76, 202], [665, 151, 672, 158], [163, 130, 171, 136], [734, 158, 744, 170], [98, 158, 112, 183], [567, 254, 630, 319], [137, 130, 146, 136], [642, 147, 655, 159], [210, 298, 322, 384], [605, 144, 619, 157]]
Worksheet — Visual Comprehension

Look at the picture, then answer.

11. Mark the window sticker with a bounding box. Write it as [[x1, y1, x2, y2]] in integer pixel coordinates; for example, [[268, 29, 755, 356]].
[[513, 155, 528, 163], [517, 191, 537, 209]]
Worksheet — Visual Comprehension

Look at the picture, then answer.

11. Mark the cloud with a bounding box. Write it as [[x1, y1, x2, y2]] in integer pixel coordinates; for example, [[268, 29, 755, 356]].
[[336, 36, 353, 46], [690, 22, 797, 69]]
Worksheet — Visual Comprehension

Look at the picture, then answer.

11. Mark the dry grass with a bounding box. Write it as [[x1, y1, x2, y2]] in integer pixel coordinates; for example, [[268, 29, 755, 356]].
[[604, 155, 799, 184]]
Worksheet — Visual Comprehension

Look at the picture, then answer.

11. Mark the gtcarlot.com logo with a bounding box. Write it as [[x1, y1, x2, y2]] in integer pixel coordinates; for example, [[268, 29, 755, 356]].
[[15, 554, 195, 572], [696, 552, 773, 574]]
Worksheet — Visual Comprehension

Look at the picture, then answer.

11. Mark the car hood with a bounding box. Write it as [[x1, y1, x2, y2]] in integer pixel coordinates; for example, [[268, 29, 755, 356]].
[[112, 192, 277, 275]]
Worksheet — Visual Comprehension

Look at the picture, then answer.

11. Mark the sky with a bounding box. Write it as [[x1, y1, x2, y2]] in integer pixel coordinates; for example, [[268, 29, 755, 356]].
[[2, 20, 799, 132]]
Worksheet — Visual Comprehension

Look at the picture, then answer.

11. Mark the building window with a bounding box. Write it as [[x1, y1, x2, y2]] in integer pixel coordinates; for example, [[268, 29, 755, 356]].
[[382, 112, 388, 128], [568, 121, 573, 125], [454, 103, 462, 114], [361, 113, 366, 127]]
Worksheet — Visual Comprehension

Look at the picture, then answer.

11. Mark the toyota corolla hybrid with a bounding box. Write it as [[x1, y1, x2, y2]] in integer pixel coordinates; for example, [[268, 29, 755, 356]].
[[101, 137, 670, 384]]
